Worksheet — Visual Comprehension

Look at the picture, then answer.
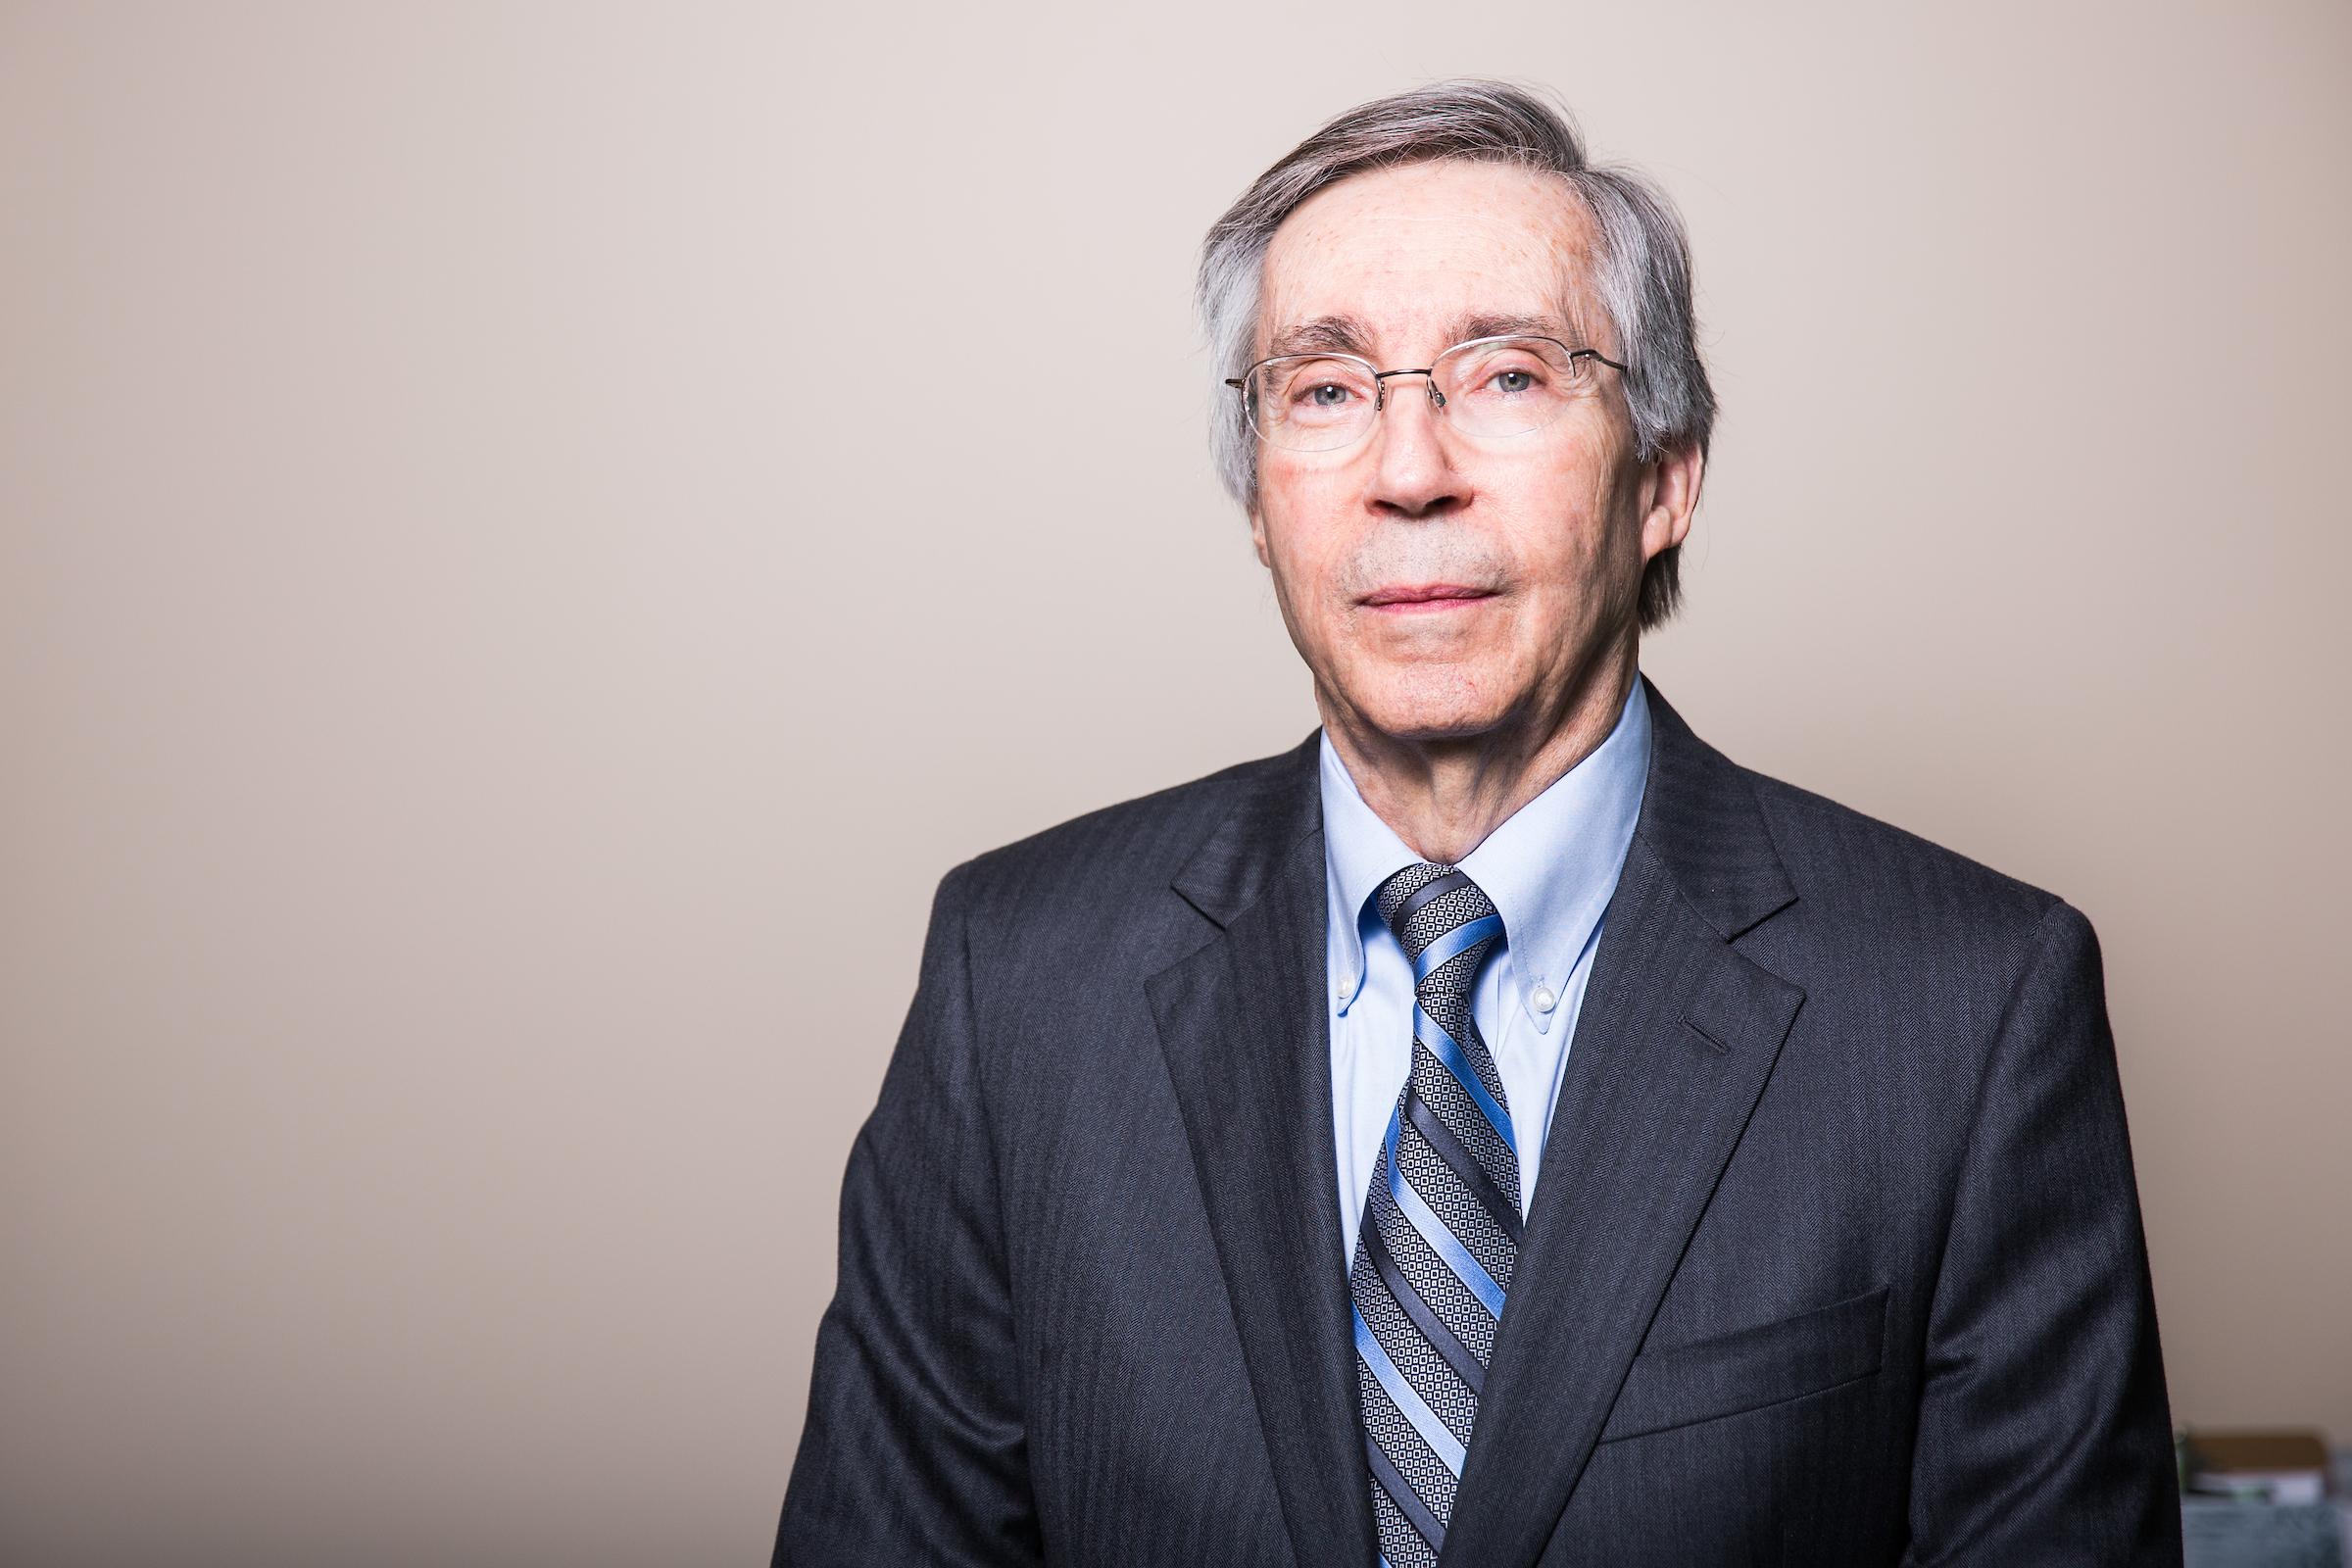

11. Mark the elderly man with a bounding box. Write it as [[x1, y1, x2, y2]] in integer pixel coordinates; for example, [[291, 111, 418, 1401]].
[[774, 80, 2180, 1567]]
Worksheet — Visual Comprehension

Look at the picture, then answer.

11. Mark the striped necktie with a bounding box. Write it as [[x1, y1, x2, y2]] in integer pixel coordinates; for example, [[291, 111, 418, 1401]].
[[1348, 860, 1521, 1568]]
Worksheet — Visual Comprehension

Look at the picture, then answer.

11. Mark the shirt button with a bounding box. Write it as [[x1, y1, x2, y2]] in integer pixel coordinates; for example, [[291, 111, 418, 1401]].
[[1531, 984, 1558, 1014]]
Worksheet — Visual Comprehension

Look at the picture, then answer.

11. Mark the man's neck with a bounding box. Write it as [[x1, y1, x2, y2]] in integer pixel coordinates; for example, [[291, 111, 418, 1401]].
[[1318, 648, 1637, 866]]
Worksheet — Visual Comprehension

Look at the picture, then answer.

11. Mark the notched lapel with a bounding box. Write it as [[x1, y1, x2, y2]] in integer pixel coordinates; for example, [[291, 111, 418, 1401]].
[[1437, 679, 1808, 1568], [1148, 733, 1378, 1568]]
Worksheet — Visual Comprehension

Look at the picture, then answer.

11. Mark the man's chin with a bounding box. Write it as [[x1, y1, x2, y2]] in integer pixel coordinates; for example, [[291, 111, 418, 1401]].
[[1337, 689, 1513, 746]]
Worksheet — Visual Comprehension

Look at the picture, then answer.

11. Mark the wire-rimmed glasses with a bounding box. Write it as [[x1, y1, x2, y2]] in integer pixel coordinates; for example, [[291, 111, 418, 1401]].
[[1224, 333, 1627, 453]]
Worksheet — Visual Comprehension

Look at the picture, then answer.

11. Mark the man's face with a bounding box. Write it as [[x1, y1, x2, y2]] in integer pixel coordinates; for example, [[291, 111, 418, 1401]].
[[1248, 159, 1692, 745]]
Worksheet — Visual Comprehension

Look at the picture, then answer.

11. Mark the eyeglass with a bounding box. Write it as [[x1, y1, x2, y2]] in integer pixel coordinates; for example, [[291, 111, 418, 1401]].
[[1224, 333, 1628, 453]]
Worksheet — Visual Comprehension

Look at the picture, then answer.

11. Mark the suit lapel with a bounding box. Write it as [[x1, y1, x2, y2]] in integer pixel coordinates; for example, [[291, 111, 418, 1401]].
[[1147, 733, 1377, 1568], [1146, 677, 1805, 1568], [1436, 678, 1806, 1568]]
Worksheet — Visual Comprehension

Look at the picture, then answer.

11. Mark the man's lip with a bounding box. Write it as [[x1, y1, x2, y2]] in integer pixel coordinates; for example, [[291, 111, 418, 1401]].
[[1360, 584, 1497, 608]]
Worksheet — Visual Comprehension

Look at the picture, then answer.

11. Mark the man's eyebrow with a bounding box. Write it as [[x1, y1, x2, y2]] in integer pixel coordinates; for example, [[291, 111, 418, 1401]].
[[1262, 314, 1377, 360], [1446, 311, 1575, 345], [1260, 310, 1579, 363]]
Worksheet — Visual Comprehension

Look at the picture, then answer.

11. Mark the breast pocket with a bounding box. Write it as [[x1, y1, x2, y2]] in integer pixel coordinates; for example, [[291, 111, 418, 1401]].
[[1594, 1284, 1888, 1444]]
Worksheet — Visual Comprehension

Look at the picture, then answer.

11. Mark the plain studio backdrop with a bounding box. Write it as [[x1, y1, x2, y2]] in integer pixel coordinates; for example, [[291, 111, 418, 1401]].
[[3, 3, 2347, 1563]]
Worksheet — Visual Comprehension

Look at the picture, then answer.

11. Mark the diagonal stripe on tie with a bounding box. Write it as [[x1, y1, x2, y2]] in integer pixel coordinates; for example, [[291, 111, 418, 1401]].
[[1366, 1151, 1499, 1365], [1410, 999, 1517, 1160], [1384, 1120, 1506, 1318], [1404, 1094, 1523, 1246], [1348, 859, 1524, 1566], [1361, 1204, 1485, 1395]]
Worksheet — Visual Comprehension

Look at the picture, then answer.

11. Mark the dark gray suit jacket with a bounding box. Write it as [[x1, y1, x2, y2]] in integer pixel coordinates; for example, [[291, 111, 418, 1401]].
[[776, 676, 2180, 1566]]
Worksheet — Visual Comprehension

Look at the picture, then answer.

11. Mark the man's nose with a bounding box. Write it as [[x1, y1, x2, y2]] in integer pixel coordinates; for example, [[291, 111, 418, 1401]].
[[1368, 375, 1464, 518]]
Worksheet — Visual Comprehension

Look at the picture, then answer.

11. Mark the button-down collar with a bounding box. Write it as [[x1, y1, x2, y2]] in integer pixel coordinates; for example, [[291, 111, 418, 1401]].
[[1321, 672, 1652, 1032]]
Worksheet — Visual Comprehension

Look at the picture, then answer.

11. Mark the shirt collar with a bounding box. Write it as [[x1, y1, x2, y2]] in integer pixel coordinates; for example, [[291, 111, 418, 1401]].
[[1321, 671, 1653, 1019]]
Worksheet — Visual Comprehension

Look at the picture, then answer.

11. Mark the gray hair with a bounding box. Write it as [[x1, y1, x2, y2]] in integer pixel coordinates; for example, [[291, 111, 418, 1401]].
[[1195, 78, 1714, 629]]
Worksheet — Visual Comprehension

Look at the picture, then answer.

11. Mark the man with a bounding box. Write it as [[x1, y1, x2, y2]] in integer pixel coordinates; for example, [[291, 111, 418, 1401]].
[[775, 79, 2180, 1567]]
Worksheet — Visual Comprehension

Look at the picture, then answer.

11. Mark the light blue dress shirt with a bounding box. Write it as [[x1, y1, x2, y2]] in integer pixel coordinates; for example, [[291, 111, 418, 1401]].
[[1321, 672, 1652, 1264]]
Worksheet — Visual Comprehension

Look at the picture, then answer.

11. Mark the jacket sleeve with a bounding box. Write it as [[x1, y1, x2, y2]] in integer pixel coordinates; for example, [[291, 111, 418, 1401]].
[[1904, 900, 2181, 1564], [774, 860, 1043, 1566]]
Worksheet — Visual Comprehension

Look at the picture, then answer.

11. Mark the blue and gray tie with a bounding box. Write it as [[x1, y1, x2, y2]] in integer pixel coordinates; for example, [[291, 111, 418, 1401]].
[[1349, 860, 1521, 1568]]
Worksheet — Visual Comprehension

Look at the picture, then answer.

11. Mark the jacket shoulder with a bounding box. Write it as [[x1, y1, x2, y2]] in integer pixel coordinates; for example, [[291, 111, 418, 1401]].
[[1738, 762, 2068, 939], [1716, 761, 2094, 1061], [939, 738, 1304, 919]]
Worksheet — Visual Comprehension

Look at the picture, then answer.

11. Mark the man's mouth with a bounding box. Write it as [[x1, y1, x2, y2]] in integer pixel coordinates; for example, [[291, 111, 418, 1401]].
[[1360, 584, 1498, 612]]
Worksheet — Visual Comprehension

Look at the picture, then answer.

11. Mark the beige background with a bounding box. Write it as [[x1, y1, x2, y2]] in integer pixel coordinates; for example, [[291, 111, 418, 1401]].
[[3, 2, 2347, 1562]]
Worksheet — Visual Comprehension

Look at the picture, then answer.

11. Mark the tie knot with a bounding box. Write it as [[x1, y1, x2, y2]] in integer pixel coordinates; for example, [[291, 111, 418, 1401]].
[[1373, 860, 1503, 1002]]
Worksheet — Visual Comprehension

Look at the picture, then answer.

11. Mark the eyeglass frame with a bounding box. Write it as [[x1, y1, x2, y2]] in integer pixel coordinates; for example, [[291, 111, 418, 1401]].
[[1222, 333, 1631, 450]]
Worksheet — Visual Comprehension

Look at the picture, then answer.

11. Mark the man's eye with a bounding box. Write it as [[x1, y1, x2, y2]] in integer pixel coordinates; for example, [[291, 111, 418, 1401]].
[[1488, 369, 1540, 394], [1300, 382, 1354, 407]]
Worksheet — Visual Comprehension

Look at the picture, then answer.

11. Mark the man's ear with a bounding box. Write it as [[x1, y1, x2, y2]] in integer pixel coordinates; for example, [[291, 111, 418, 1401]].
[[1248, 506, 1272, 569], [1639, 439, 1704, 563]]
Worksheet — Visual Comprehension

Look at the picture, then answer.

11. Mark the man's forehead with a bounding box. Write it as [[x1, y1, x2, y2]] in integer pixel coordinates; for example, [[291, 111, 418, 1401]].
[[1253, 164, 1601, 360]]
